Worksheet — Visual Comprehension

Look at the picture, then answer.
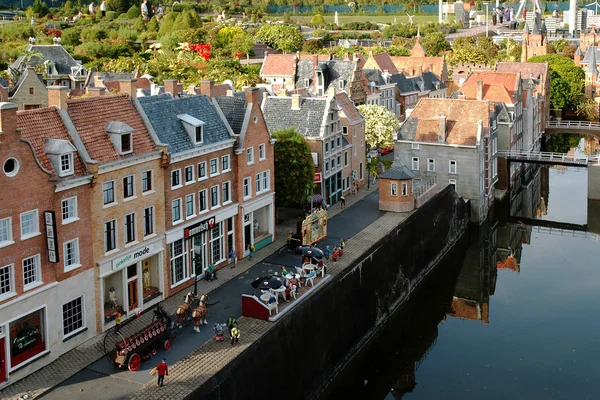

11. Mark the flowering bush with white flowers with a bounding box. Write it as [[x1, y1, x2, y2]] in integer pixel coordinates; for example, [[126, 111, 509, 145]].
[[357, 104, 399, 149]]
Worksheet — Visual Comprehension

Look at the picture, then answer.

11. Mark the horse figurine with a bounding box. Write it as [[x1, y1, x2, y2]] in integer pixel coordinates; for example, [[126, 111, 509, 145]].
[[191, 294, 209, 332], [175, 292, 196, 328]]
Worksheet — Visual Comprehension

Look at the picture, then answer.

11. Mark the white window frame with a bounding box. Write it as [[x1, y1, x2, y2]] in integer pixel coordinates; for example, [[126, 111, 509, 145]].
[[171, 169, 182, 189], [120, 133, 133, 155], [391, 183, 398, 196], [22, 254, 42, 291], [243, 177, 251, 199], [194, 125, 203, 144], [221, 155, 231, 172], [449, 160, 457, 174], [62, 295, 85, 339], [427, 158, 435, 172], [0, 263, 15, 301], [172, 198, 183, 224], [411, 157, 419, 171], [401, 182, 408, 196], [104, 219, 117, 254], [103, 180, 116, 206], [142, 170, 153, 194], [20, 209, 40, 240], [0, 217, 13, 248], [123, 175, 135, 200], [211, 185, 220, 208], [64, 238, 81, 272], [222, 181, 231, 204], [260, 171, 270, 193], [184, 165, 195, 184], [344, 151, 349, 167], [197, 161, 207, 180], [210, 158, 219, 176], [198, 189, 208, 214], [143, 206, 154, 237], [449, 178, 457, 189], [258, 144, 266, 161], [59, 153, 73, 177], [170, 238, 189, 287], [124, 213, 136, 245], [185, 193, 195, 219], [61, 196, 79, 225], [247, 147, 254, 165]]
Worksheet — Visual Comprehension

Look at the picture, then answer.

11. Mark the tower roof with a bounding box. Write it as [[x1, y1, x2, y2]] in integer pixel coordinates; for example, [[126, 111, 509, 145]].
[[586, 46, 599, 75], [540, 19, 547, 33], [523, 22, 530, 33], [575, 46, 583, 56]]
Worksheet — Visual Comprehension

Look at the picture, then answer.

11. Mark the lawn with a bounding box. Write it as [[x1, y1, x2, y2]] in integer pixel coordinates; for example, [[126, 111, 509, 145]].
[[270, 14, 438, 25]]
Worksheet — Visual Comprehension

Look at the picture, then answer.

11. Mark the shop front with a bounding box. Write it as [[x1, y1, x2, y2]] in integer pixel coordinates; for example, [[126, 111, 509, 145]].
[[325, 171, 343, 205], [98, 236, 165, 329], [242, 193, 275, 253], [1, 307, 48, 377]]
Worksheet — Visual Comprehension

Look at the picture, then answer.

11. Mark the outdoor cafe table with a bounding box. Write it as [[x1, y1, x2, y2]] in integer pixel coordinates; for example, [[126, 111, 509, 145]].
[[260, 292, 272, 304]]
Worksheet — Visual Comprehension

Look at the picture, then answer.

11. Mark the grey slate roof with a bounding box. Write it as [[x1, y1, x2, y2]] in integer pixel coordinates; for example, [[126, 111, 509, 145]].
[[262, 96, 327, 138], [215, 96, 246, 136], [12, 45, 81, 75], [295, 59, 356, 93], [0, 77, 8, 88], [137, 94, 233, 154], [363, 69, 386, 85], [389, 73, 416, 94], [398, 118, 419, 140], [379, 160, 416, 180], [96, 72, 136, 81], [575, 46, 583, 56], [410, 71, 447, 92]]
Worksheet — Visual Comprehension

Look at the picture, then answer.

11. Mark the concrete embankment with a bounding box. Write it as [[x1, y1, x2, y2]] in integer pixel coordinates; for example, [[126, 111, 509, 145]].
[[187, 186, 470, 400]]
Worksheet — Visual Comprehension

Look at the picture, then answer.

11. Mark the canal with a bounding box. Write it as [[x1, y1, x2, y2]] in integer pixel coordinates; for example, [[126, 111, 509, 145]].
[[319, 138, 600, 400]]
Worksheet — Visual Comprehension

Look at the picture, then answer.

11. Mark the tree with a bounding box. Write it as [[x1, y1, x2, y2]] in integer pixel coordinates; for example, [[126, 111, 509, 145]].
[[31, 0, 49, 17], [451, 36, 499, 65], [254, 25, 303, 53], [357, 104, 399, 149], [421, 32, 450, 57], [229, 32, 255, 58], [576, 96, 599, 120], [272, 128, 315, 208], [311, 13, 324, 27], [547, 69, 571, 109], [498, 38, 521, 62], [529, 54, 584, 109]]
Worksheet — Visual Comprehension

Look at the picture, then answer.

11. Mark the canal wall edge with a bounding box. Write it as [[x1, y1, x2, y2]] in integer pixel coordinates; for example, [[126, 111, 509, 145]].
[[188, 186, 470, 400]]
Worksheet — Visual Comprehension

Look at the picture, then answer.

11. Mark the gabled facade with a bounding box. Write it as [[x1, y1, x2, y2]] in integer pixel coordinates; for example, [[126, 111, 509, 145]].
[[389, 39, 449, 82], [0, 99, 96, 386], [363, 69, 399, 116], [396, 98, 498, 223], [8, 67, 48, 110], [521, 15, 548, 62], [335, 91, 366, 191]]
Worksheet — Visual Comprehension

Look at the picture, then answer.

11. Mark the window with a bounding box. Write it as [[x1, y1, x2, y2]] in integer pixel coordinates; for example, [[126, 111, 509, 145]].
[[259, 144, 266, 161], [222, 181, 231, 203], [344, 151, 349, 167], [171, 169, 181, 188], [198, 190, 207, 213], [353, 127, 356, 137], [62, 296, 84, 338], [195, 126, 203, 144], [211, 185, 219, 207], [185, 194, 195, 218], [337, 137, 341, 147], [143, 207, 154, 236], [243, 177, 251, 199], [325, 142, 329, 152], [360, 162, 364, 180], [262, 171, 269, 191], [120, 133, 132, 154], [325, 162, 329, 172], [64, 239, 80, 271], [401, 183, 408, 196], [172, 199, 182, 223], [0, 217, 12, 245], [0, 264, 14, 298], [29, 87, 34, 95], [449, 160, 457, 174], [22, 255, 41, 290], [449, 179, 457, 190], [412, 143, 420, 150], [105, 220, 116, 252], [103, 181, 115, 205], [20, 210, 39, 239], [170, 239, 188, 285], [125, 213, 135, 243], [198, 162, 207, 180], [123, 175, 134, 199], [221, 155, 230, 171], [411, 157, 419, 171], [142, 170, 153, 193], [331, 140, 335, 150], [337, 155, 341, 166], [427, 158, 435, 172], [60, 153, 73, 176], [391, 183, 398, 196], [184, 166, 194, 184], [343, 126, 348, 135], [210, 223, 224, 263], [61, 197, 78, 223], [247, 147, 254, 165], [210, 158, 219, 176]]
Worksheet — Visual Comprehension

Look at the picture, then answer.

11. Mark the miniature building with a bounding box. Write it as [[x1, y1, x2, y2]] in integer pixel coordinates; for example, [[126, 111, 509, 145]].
[[378, 160, 416, 212]]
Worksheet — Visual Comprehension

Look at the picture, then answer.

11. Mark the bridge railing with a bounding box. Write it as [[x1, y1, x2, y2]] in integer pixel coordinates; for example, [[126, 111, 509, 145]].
[[497, 150, 596, 164], [531, 226, 600, 242], [546, 120, 600, 131]]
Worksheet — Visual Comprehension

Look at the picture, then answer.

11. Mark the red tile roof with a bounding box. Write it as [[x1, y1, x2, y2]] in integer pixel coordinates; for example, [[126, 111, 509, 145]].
[[261, 54, 296, 76], [390, 56, 445, 78], [335, 91, 363, 124], [459, 71, 519, 104], [66, 94, 156, 163], [17, 107, 88, 178], [365, 52, 399, 74], [496, 61, 548, 88]]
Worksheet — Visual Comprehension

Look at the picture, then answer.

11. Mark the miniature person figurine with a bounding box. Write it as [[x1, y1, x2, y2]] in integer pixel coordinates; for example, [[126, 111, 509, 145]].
[[100, 0, 106, 17], [324, 245, 331, 260], [143, 268, 151, 290], [141, 0, 149, 21], [88, 2, 95, 15], [229, 248, 237, 268], [156, 358, 168, 387], [109, 287, 118, 308], [231, 326, 240, 345]]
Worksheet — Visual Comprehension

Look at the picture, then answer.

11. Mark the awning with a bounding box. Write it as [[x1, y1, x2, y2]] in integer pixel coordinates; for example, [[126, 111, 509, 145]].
[[311, 194, 324, 203]]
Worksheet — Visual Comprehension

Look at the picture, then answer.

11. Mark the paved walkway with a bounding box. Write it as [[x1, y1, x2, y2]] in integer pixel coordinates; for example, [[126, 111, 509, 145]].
[[3, 183, 379, 400]]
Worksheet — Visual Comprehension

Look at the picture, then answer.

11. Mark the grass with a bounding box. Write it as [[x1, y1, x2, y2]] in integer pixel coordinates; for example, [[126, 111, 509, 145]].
[[270, 14, 438, 25]]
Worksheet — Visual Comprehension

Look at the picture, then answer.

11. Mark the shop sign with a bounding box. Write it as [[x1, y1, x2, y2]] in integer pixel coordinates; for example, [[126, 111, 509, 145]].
[[314, 173, 322, 183], [184, 217, 216, 239], [44, 211, 59, 263], [10, 310, 45, 367], [112, 242, 160, 271]]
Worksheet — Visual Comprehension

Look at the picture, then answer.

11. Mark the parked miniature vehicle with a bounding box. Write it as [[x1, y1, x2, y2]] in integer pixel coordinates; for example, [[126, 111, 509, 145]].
[[378, 146, 394, 155]]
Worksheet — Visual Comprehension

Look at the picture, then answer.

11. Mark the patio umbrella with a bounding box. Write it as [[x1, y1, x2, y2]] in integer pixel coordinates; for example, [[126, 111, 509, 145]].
[[251, 276, 284, 290], [299, 246, 324, 259]]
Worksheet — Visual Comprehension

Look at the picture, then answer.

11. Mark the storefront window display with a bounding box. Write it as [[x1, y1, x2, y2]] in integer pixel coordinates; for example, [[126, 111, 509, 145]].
[[253, 206, 269, 241], [104, 273, 123, 324], [9, 308, 46, 368]]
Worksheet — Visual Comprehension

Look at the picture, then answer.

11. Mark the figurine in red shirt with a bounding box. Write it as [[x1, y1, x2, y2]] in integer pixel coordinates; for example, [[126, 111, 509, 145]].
[[156, 358, 168, 387]]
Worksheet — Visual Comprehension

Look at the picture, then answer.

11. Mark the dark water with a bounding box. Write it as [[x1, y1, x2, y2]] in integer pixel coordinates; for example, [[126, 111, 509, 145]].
[[320, 141, 600, 400]]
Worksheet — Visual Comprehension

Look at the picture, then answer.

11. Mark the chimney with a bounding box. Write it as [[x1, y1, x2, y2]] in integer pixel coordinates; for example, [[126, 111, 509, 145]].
[[188, 85, 196, 95], [48, 86, 68, 110], [429, 63, 434, 72], [200, 80, 214, 98], [291, 94, 301, 110], [313, 54, 319, 69], [94, 75, 103, 87], [0, 102, 18, 136], [438, 112, 446, 142], [164, 79, 179, 97], [227, 89, 234, 97], [344, 52, 350, 60], [245, 87, 259, 106], [118, 79, 137, 99], [86, 86, 106, 97], [476, 80, 483, 101], [278, 88, 287, 96], [262, 91, 269, 103], [151, 82, 159, 96], [417, 65, 423, 76]]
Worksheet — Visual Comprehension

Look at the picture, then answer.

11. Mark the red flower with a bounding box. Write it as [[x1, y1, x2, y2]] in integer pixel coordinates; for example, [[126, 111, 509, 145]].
[[188, 43, 211, 60], [234, 52, 243, 58]]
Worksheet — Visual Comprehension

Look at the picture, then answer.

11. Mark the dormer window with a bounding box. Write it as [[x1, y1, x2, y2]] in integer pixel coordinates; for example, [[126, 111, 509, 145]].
[[44, 138, 77, 178], [45, 61, 55, 76], [106, 121, 134, 155], [338, 80, 344, 90], [304, 79, 310, 87], [177, 114, 205, 145]]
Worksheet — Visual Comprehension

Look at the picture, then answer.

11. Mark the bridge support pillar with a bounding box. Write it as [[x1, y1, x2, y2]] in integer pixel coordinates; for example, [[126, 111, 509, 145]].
[[588, 199, 600, 236], [588, 164, 600, 200]]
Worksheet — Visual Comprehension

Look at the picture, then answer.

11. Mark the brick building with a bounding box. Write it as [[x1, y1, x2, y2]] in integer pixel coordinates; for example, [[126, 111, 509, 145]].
[[335, 92, 366, 190], [0, 100, 96, 386]]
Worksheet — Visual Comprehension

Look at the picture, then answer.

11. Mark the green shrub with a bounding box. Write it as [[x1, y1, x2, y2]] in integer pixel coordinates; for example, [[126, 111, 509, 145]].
[[177, 27, 207, 44], [81, 26, 107, 42], [117, 26, 138, 41], [158, 11, 178, 36], [159, 31, 184, 50], [134, 15, 146, 31], [106, 10, 118, 20], [146, 16, 159, 32], [126, 4, 140, 18], [117, 12, 128, 19], [0, 23, 35, 41]]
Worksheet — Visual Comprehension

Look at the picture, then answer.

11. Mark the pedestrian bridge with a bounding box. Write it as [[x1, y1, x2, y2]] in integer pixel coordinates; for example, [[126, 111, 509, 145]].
[[545, 120, 600, 137], [497, 150, 600, 167]]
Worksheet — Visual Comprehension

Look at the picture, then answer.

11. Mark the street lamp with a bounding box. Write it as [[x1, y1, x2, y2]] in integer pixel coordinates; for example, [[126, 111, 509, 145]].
[[192, 239, 202, 296], [483, 2, 490, 37]]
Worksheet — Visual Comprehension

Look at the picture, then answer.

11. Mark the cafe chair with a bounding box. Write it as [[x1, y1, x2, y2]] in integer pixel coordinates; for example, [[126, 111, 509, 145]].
[[305, 270, 316, 287], [266, 295, 279, 315]]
